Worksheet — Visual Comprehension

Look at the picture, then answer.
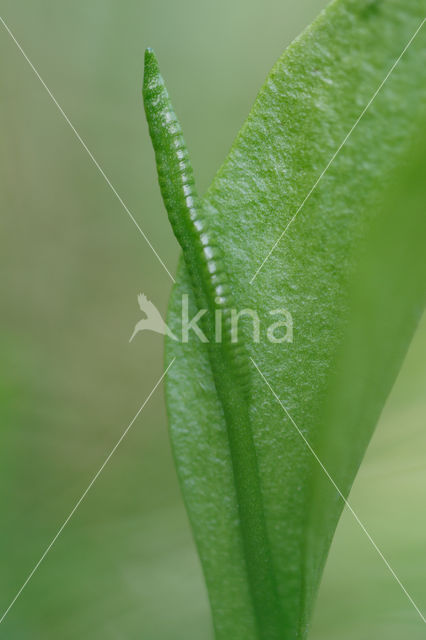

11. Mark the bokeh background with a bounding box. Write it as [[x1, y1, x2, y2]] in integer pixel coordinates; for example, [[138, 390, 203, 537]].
[[0, 1, 424, 638]]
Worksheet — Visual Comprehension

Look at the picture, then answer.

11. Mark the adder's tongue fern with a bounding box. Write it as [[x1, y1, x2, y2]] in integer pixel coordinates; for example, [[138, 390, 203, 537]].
[[143, 47, 286, 640]]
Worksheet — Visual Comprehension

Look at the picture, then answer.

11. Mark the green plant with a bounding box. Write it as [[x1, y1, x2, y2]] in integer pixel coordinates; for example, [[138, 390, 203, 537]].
[[143, 0, 426, 638]]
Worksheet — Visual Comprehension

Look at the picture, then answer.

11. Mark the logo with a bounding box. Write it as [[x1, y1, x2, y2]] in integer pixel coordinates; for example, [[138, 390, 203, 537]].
[[129, 293, 177, 342], [130, 293, 293, 344]]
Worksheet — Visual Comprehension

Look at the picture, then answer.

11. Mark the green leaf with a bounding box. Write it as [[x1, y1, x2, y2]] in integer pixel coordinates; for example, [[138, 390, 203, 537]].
[[303, 126, 426, 627], [156, 1, 426, 638]]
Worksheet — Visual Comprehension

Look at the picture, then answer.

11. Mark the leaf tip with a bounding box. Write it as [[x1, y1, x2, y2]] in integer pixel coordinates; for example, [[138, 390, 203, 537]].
[[144, 47, 160, 85]]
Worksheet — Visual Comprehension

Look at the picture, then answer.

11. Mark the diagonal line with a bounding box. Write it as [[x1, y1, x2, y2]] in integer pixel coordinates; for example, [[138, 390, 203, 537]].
[[0, 15, 176, 284], [250, 17, 426, 284], [0, 358, 175, 625], [250, 357, 426, 624]]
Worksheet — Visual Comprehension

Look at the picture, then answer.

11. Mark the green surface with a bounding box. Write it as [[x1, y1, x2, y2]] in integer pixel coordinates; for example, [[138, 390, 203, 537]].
[[165, 1, 426, 638], [0, 1, 425, 638]]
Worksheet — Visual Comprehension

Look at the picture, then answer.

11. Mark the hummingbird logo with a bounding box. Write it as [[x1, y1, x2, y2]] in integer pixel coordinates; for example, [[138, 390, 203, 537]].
[[129, 293, 177, 342]]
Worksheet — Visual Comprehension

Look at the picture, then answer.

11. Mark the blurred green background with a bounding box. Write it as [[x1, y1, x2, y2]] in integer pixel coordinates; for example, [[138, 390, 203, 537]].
[[0, 1, 424, 638]]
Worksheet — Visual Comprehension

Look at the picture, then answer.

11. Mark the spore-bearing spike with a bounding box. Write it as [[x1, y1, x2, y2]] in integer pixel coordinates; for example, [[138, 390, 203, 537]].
[[143, 47, 251, 389]]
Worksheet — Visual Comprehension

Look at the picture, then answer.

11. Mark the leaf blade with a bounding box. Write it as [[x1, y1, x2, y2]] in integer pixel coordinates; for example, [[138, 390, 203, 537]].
[[164, 1, 426, 637]]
